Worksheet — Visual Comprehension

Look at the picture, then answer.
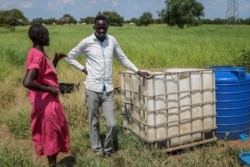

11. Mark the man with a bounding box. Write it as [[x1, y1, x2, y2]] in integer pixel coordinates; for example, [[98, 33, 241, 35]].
[[65, 15, 151, 157]]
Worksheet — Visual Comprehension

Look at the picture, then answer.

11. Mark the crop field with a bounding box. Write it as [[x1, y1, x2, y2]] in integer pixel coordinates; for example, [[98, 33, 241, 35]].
[[0, 24, 250, 167]]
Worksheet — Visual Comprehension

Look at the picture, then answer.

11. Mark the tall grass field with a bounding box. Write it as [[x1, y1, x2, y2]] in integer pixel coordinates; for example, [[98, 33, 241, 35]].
[[1, 24, 250, 167]]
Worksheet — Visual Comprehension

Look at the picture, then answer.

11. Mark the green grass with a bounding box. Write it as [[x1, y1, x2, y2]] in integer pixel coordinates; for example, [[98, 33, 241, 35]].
[[1, 24, 250, 167], [0, 144, 36, 167], [5, 107, 30, 139]]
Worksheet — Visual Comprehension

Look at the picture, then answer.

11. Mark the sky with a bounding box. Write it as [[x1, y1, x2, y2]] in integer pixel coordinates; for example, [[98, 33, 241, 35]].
[[0, 0, 249, 21]]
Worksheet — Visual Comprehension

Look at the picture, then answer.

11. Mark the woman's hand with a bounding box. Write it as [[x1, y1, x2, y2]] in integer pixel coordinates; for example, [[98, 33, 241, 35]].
[[55, 53, 67, 61], [53, 53, 67, 67], [82, 67, 88, 74], [47, 86, 60, 97]]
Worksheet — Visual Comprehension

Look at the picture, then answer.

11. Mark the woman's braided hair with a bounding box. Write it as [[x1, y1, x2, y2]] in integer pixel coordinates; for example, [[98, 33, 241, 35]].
[[28, 24, 44, 42]]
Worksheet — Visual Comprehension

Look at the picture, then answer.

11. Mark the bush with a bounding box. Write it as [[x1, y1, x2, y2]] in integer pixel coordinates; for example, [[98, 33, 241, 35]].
[[234, 49, 250, 72]]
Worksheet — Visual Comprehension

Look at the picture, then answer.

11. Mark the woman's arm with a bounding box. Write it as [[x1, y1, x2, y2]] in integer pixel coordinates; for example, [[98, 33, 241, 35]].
[[23, 69, 59, 94]]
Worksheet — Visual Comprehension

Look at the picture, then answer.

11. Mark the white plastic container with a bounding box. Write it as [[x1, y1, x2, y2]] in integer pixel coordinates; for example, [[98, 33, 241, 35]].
[[120, 68, 217, 152]]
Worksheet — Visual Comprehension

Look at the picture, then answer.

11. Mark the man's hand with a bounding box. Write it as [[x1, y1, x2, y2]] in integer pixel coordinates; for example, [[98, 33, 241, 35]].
[[137, 70, 153, 79]]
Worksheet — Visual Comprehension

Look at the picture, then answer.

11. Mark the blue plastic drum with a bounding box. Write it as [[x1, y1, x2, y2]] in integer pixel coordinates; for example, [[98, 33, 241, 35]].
[[209, 66, 250, 139]]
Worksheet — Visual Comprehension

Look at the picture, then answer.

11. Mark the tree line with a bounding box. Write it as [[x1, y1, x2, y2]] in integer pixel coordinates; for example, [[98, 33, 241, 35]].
[[1, 0, 250, 31]]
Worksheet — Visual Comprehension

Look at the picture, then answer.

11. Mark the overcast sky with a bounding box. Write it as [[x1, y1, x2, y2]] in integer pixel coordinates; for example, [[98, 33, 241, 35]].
[[0, 0, 249, 21]]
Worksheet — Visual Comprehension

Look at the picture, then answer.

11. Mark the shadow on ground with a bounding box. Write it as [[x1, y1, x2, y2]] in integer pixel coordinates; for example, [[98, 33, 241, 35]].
[[57, 155, 76, 167]]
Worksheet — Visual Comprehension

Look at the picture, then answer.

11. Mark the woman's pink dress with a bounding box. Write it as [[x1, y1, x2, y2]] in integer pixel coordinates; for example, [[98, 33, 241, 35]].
[[25, 48, 69, 156]]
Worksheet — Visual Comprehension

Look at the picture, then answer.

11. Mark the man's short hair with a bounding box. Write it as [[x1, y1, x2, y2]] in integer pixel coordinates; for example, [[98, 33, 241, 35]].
[[94, 15, 108, 24]]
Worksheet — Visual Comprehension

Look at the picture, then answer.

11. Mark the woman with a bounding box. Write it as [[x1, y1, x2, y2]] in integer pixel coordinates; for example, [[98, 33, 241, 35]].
[[23, 24, 70, 167]]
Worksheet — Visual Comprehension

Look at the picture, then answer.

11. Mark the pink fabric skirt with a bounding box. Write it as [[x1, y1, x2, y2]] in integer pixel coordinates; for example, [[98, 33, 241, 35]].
[[30, 92, 69, 156]]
